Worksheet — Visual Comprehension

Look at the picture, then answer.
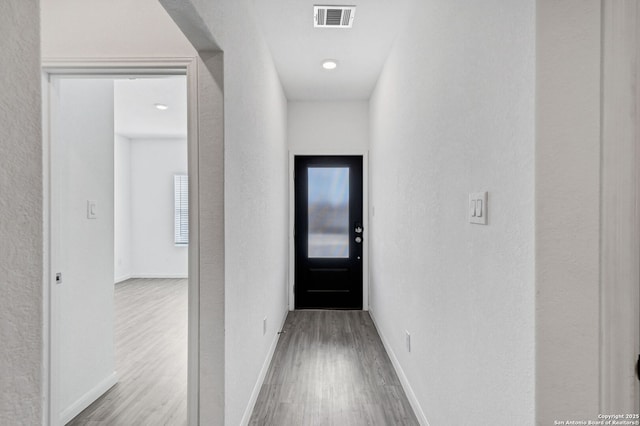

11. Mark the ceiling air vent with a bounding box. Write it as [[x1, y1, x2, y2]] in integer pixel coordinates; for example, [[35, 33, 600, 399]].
[[314, 5, 356, 28]]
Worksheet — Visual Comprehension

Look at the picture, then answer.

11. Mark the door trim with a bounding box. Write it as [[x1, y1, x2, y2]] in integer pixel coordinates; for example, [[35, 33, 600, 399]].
[[288, 150, 369, 311], [599, 0, 640, 413], [41, 57, 200, 425]]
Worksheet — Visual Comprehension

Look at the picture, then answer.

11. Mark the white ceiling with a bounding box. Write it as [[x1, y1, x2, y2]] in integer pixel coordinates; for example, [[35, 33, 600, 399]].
[[252, 0, 412, 101], [114, 76, 187, 139]]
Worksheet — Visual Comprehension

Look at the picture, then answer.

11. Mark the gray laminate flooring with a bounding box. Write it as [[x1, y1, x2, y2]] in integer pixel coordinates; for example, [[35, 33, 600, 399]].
[[67, 278, 187, 426], [249, 310, 419, 426]]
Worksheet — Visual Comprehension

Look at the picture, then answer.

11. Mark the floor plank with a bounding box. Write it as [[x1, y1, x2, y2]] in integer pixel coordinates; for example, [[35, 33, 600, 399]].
[[249, 310, 419, 426], [67, 278, 187, 426]]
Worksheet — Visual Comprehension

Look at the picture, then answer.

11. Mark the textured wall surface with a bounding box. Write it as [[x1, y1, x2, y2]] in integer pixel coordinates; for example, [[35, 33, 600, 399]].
[[369, 0, 535, 424], [536, 1, 602, 423], [41, 0, 195, 58], [177, 1, 289, 424], [288, 101, 369, 153], [217, 4, 289, 425], [0, 0, 43, 424]]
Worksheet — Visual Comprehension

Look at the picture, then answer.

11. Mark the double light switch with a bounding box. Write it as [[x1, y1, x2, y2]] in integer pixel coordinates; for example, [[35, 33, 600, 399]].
[[469, 192, 488, 225]]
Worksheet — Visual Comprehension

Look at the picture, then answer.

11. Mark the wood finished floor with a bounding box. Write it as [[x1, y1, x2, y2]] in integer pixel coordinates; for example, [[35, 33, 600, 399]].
[[67, 278, 187, 426], [249, 310, 419, 426]]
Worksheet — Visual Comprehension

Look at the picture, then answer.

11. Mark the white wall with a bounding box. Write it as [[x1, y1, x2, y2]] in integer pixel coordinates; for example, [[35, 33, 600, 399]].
[[114, 134, 132, 282], [536, 1, 602, 423], [288, 101, 369, 153], [52, 78, 116, 423], [115, 136, 189, 281], [0, 1, 42, 424], [130, 138, 188, 278], [41, 0, 196, 58], [369, 1, 535, 425], [219, 8, 289, 426], [175, 1, 290, 424]]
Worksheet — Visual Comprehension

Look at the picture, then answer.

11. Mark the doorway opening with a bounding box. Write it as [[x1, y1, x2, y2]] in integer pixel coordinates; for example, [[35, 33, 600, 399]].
[[43, 61, 199, 426], [294, 155, 364, 309], [71, 76, 187, 424]]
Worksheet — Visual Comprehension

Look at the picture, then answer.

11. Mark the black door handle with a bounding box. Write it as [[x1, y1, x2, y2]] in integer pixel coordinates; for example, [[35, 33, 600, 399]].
[[637, 354, 640, 381]]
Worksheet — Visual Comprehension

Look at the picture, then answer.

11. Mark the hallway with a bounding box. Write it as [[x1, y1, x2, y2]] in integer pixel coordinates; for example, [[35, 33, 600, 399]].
[[5, 1, 640, 424], [249, 311, 419, 426]]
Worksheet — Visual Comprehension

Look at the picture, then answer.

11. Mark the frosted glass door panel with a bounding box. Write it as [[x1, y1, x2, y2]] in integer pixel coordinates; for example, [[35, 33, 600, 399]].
[[308, 167, 349, 258]]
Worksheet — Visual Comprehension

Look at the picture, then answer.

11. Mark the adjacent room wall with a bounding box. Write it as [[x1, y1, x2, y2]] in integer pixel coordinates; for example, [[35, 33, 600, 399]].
[[0, 0, 42, 424], [368, 0, 535, 424], [130, 138, 188, 278], [115, 136, 189, 281], [288, 101, 369, 153], [114, 134, 132, 282], [536, 0, 602, 423]]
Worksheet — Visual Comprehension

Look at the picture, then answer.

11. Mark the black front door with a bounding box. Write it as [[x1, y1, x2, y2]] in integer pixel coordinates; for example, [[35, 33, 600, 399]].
[[294, 156, 363, 309]]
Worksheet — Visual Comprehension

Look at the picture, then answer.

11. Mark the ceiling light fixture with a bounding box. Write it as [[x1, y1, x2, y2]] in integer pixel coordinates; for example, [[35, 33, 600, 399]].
[[322, 60, 338, 70], [154, 103, 169, 110]]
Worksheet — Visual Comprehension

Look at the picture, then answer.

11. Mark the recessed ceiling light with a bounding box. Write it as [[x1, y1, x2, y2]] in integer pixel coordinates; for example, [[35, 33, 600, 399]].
[[154, 103, 169, 110], [322, 60, 338, 70]]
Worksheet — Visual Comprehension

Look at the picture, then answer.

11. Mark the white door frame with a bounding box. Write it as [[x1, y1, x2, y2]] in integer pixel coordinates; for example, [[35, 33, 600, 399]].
[[41, 58, 200, 425], [288, 150, 370, 311], [599, 0, 640, 413]]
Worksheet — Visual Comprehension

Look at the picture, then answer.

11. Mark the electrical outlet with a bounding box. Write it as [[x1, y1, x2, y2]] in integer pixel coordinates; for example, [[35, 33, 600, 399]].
[[405, 330, 411, 353], [263, 317, 267, 336]]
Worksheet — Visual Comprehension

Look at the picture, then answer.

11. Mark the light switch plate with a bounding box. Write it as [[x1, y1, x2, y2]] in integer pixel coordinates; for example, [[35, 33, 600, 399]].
[[87, 200, 97, 219], [469, 192, 487, 225]]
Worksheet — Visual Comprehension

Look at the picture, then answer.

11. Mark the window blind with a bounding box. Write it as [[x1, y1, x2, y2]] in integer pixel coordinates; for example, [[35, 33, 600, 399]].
[[174, 175, 189, 245]]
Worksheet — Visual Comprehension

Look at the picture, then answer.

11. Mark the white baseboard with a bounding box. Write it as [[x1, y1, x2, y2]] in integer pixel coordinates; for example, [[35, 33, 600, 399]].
[[115, 274, 188, 283], [130, 274, 188, 279], [239, 309, 290, 426], [60, 371, 118, 425], [369, 310, 430, 426], [115, 274, 132, 283]]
